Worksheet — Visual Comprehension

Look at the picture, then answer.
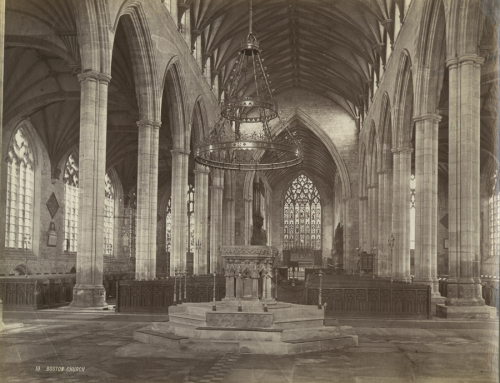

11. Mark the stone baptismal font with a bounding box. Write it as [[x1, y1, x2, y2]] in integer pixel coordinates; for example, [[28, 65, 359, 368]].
[[135, 246, 358, 354]]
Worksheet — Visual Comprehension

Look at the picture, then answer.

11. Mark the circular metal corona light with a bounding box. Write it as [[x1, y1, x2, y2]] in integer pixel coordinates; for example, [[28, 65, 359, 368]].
[[194, 0, 302, 171]]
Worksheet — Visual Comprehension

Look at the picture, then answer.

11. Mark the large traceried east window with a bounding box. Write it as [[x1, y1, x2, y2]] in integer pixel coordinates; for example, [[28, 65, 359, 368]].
[[63, 152, 79, 253], [283, 175, 322, 250], [104, 173, 114, 256], [5, 127, 34, 249]]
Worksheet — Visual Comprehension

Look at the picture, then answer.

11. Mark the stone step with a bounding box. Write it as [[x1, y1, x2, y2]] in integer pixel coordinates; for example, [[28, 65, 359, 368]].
[[271, 306, 325, 321], [168, 313, 206, 327], [273, 317, 325, 329], [133, 326, 357, 355], [279, 326, 340, 342]]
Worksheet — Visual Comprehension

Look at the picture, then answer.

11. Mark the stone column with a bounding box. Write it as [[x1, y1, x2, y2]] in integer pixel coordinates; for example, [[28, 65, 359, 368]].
[[392, 148, 412, 282], [170, 149, 189, 275], [367, 183, 378, 273], [222, 170, 235, 246], [70, 71, 111, 307], [194, 163, 209, 274], [210, 169, 224, 273], [0, 0, 4, 193], [244, 198, 253, 245], [135, 120, 160, 280], [444, 54, 486, 308], [377, 169, 392, 277], [413, 114, 441, 296]]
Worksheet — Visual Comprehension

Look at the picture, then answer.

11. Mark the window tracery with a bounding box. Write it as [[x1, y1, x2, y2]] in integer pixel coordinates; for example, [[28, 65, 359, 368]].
[[5, 127, 34, 250], [283, 174, 321, 250], [104, 173, 114, 256], [63, 152, 79, 253]]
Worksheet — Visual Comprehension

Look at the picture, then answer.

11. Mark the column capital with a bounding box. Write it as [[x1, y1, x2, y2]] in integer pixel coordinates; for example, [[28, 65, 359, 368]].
[[367, 183, 378, 189], [77, 71, 111, 83], [359, 196, 368, 201], [446, 54, 484, 68], [211, 185, 224, 191], [413, 113, 441, 124], [137, 119, 161, 128], [243, 198, 253, 203], [170, 148, 190, 156]]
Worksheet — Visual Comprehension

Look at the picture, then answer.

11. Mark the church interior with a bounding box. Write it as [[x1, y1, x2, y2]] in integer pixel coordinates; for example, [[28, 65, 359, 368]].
[[0, 0, 499, 382]]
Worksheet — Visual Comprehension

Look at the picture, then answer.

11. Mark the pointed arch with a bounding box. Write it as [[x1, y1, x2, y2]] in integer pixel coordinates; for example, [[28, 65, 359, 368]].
[[113, 2, 161, 122], [393, 50, 414, 149], [162, 57, 189, 151], [379, 92, 393, 171], [190, 95, 209, 143], [367, 120, 378, 186], [74, 0, 112, 73], [271, 108, 352, 199], [415, 0, 446, 116]]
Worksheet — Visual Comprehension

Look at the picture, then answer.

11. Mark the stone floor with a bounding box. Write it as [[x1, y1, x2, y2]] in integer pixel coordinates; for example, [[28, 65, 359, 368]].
[[0, 310, 498, 383]]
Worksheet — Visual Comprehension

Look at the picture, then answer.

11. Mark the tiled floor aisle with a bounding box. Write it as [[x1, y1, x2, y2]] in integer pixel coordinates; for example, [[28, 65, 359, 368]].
[[0, 311, 497, 383]]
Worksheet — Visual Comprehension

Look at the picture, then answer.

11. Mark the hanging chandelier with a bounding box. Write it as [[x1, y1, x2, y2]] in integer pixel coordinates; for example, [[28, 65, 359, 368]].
[[194, 0, 302, 171]]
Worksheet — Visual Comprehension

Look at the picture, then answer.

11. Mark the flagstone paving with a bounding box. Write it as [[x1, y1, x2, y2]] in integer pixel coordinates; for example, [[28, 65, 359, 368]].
[[0, 311, 497, 383]]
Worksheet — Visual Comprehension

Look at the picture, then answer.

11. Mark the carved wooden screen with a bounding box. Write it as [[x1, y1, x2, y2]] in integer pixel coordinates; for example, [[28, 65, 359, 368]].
[[283, 174, 321, 250]]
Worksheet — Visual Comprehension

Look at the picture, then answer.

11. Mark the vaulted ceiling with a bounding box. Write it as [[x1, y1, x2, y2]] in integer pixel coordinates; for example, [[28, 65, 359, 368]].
[[196, 0, 399, 117]]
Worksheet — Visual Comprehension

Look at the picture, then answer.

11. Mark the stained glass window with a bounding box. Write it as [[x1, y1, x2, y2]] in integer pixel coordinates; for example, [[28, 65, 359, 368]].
[[104, 173, 114, 256], [166, 198, 172, 252], [63, 152, 79, 253], [410, 174, 416, 250], [283, 175, 321, 250], [165, 184, 195, 253], [128, 188, 137, 257], [187, 184, 195, 253], [5, 127, 34, 249]]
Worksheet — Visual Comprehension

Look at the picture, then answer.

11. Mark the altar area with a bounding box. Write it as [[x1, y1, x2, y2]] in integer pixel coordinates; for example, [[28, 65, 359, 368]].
[[134, 246, 358, 355]]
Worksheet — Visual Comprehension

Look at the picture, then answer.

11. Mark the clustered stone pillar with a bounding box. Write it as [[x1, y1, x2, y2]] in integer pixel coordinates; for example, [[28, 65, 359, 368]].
[[391, 147, 412, 282], [210, 169, 224, 273], [359, 196, 368, 252], [413, 114, 441, 296], [135, 120, 160, 280], [222, 170, 235, 246], [244, 198, 253, 245], [445, 54, 485, 307], [377, 169, 392, 277], [170, 149, 189, 275], [194, 163, 209, 274], [367, 182, 378, 272], [71, 71, 111, 307]]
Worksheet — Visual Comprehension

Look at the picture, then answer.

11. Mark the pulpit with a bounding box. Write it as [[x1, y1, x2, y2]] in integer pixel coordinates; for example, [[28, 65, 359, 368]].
[[220, 245, 278, 302]]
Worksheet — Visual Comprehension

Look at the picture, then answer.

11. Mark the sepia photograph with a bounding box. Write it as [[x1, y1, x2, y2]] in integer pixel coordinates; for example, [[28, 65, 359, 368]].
[[0, 0, 498, 382]]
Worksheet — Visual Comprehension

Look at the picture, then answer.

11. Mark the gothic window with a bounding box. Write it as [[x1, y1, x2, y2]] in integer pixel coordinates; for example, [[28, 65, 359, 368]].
[[410, 174, 416, 250], [5, 127, 34, 249], [283, 174, 321, 250], [187, 184, 195, 253], [128, 188, 137, 257], [165, 197, 172, 252], [490, 188, 499, 259], [63, 152, 79, 253], [165, 184, 195, 253], [104, 173, 114, 256]]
